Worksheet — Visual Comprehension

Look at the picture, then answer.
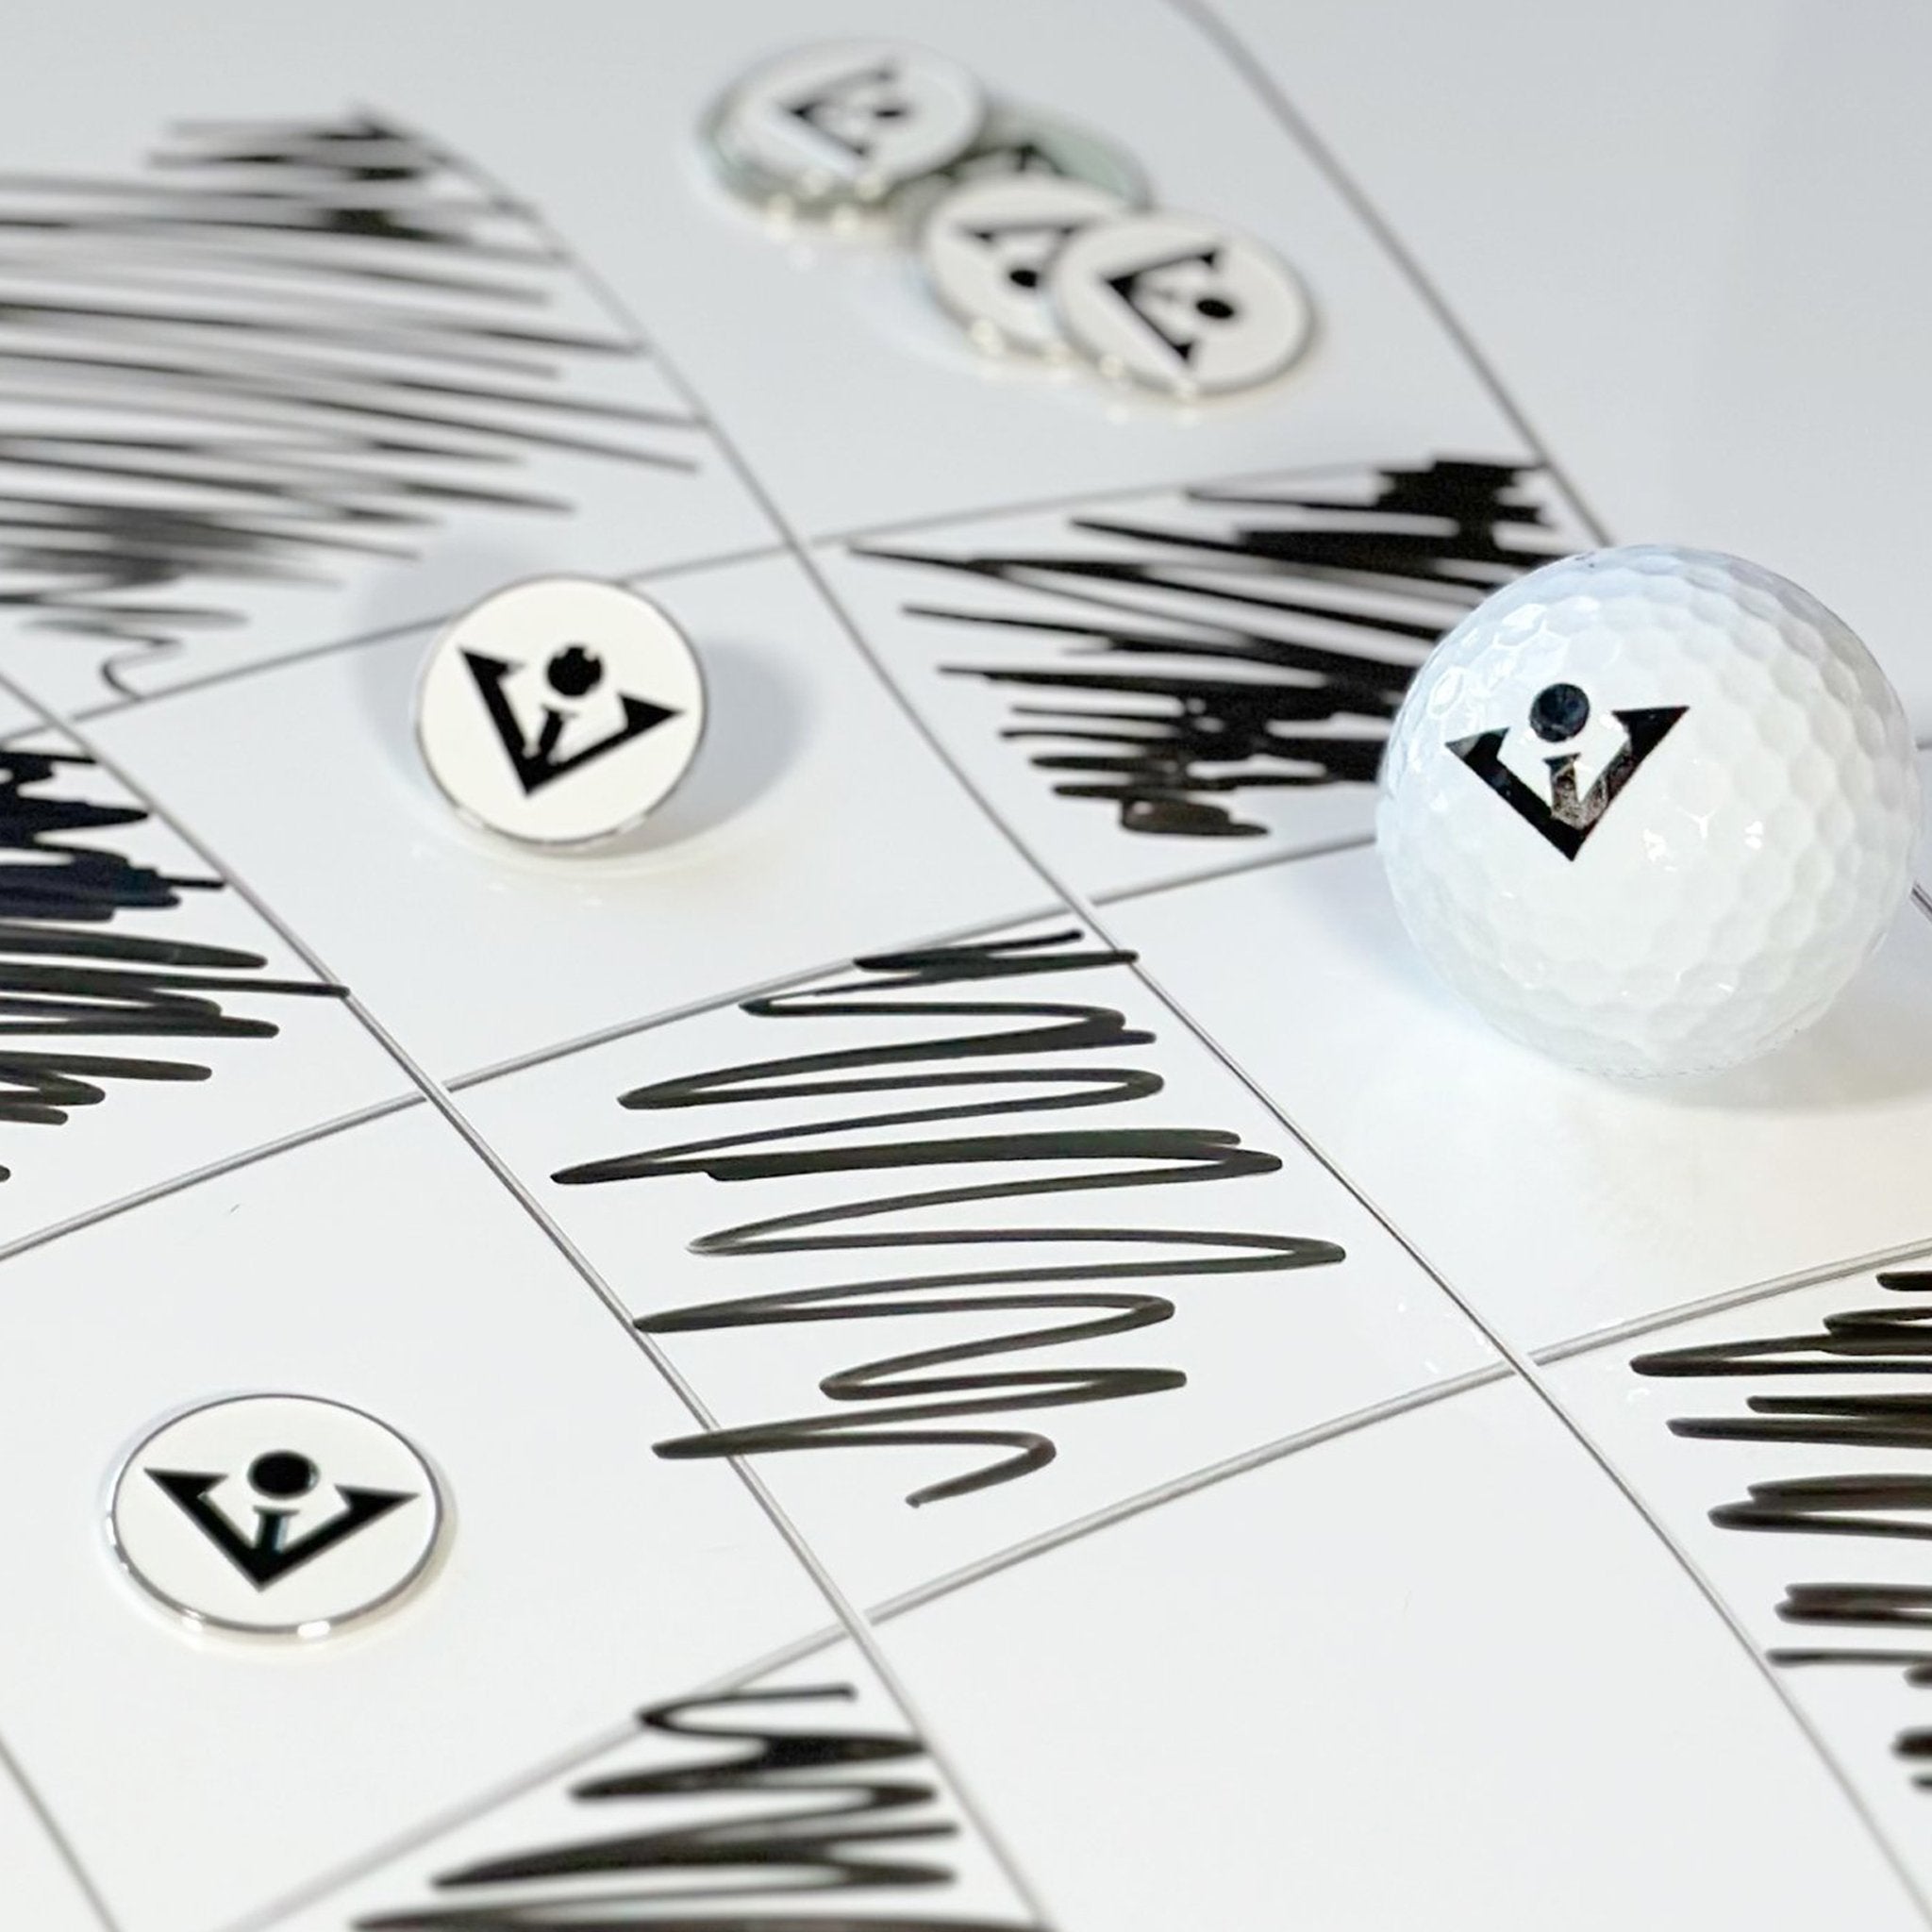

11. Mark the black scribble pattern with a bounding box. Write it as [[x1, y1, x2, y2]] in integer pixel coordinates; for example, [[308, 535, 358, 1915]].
[[556, 927, 1343, 1506], [1635, 1267, 1932, 1788], [0, 113, 697, 669], [0, 741, 342, 1180], [856, 458, 1573, 837], [356, 1684, 1047, 1931]]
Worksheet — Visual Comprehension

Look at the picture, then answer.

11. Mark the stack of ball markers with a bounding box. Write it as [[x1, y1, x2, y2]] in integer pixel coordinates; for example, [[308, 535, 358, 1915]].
[[702, 38, 1314, 400]]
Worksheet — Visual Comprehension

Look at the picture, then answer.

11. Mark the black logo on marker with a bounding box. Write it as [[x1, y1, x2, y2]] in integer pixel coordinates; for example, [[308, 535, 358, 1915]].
[[463, 645, 677, 796], [1108, 244, 1241, 365], [1450, 681, 1686, 860], [782, 61, 910, 163], [147, 1450, 413, 1591], [963, 215, 1090, 291]]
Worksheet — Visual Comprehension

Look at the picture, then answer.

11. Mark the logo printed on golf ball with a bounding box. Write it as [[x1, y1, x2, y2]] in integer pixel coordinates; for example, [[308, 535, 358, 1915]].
[[1448, 680, 1688, 860], [1377, 545, 1921, 1078]]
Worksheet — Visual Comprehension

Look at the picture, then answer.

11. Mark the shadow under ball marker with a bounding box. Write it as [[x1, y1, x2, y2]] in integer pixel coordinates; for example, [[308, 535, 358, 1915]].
[[415, 576, 708, 850]]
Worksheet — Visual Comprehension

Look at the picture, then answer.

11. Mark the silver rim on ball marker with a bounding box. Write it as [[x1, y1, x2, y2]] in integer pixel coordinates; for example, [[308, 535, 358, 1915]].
[[415, 575, 707, 850], [1047, 209, 1314, 399], [921, 175, 1129, 356], [107, 1393, 445, 1638], [704, 41, 986, 212]]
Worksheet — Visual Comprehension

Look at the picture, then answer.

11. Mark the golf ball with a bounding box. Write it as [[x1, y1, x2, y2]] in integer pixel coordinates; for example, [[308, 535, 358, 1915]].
[[1376, 545, 1920, 1076]]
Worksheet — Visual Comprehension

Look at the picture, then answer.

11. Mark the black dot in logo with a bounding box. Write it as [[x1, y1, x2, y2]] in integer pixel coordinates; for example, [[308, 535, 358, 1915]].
[[1008, 263, 1041, 290], [546, 644, 603, 699], [1195, 293, 1238, 323], [249, 1450, 319, 1499], [1529, 682, 1591, 743]]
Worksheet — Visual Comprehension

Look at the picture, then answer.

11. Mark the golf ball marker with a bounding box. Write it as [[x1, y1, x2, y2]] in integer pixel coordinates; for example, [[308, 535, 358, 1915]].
[[922, 175, 1128, 355], [708, 41, 985, 210], [891, 104, 1152, 223], [1049, 211, 1313, 398], [1378, 546, 1921, 1078], [108, 1395, 444, 1637], [416, 576, 706, 849]]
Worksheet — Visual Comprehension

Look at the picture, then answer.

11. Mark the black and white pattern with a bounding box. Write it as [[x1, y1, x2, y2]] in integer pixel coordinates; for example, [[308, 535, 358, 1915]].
[[849, 458, 1574, 842], [1633, 1268, 1932, 1797], [0, 113, 725, 704], [553, 925, 1345, 1507], [353, 1675, 1045, 1931], [457, 910, 1500, 1616], [0, 735, 345, 1187]]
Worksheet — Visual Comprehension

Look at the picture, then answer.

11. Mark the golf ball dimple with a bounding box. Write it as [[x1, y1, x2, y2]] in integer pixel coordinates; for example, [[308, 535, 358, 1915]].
[[1376, 545, 1921, 1077]]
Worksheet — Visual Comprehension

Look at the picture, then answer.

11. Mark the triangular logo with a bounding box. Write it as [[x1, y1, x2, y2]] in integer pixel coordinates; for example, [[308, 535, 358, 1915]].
[[1105, 243, 1235, 365], [462, 650, 677, 796], [1449, 706, 1688, 859], [960, 214, 1091, 291], [146, 1466, 414, 1591], [780, 59, 906, 163]]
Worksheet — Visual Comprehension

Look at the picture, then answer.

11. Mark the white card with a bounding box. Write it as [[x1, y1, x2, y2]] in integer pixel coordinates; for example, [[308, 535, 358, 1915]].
[[873, 1375, 1927, 1930], [460, 915, 1498, 1609], [0, 1759, 98, 1932], [821, 458, 1588, 899], [0, 1104, 828, 1932], [0, 726, 408, 1251], [86, 552, 1050, 1081], [1108, 844, 1932, 1351], [300, 1642, 1042, 1931], [1547, 1259, 1932, 1907]]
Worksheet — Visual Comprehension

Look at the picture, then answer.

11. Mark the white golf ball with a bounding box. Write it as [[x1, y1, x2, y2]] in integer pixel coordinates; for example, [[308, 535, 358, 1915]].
[[1376, 545, 1920, 1076]]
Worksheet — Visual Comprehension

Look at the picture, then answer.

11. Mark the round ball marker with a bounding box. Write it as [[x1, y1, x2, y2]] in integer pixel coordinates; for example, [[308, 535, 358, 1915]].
[[1377, 545, 1923, 1077], [1048, 210, 1313, 399], [706, 40, 986, 212], [891, 102, 1151, 225], [416, 576, 705, 849], [108, 1394, 444, 1637], [922, 175, 1128, 355]]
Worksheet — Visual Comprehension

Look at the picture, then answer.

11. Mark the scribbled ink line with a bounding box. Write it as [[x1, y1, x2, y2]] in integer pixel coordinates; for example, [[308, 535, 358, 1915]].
[[1635, 1267, 1932, 1787], [556, 927, 1343, 1506], [0, 742, 342, 1180], [0, 113, 696, 670], [358, 1684, 1047, 1930], [855, 458, 1571, 838]]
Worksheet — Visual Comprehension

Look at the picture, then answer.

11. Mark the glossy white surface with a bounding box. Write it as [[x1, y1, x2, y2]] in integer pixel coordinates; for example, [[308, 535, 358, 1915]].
[[89, 552, 1049, 1081], [876, 1377, 1926, 1930], [0, 1, 1919, 1922], [0, 732, 408, 1255], [0, 1767, 96, 1932], [295, 1646, 1038, 1930], [460, 914, 1499, 1610], [1215, 0, 1932, 728], [0, 1106, 828, 1932], [1108, 846, 1932, 1353], [1547, 1265, 1932, 1905]]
